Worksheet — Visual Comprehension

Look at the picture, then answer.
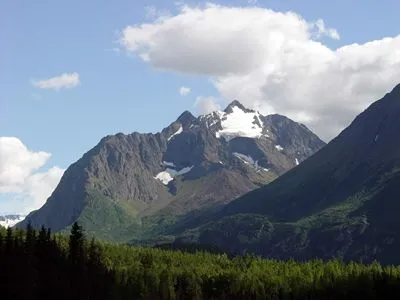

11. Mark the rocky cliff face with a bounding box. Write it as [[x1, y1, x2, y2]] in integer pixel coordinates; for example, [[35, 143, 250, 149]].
[[19, 101, 325, 241]]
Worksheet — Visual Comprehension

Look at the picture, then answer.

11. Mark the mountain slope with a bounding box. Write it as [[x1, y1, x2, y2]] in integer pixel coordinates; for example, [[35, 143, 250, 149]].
[[179, 84, 400, 265], [19, 101, 325, 241]]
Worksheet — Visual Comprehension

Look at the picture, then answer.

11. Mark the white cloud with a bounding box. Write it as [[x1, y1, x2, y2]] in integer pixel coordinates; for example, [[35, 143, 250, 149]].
[[120, 4, 312, 76], [32, 72, 80, 91], [0, 137, 64, 214], [310, 19, 340, 40], [194, 96, 221, 115], [23, 167, 64, 213], [179, 86, 191, 96], [119, 3, 400, 141], [0, 137, 51, 191]]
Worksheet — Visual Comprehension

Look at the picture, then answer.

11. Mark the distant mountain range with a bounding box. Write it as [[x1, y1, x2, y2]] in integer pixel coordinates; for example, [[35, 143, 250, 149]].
[[172, 84, 400, 265], [0, 215, 26, 228], [19, 101, 325, 242]]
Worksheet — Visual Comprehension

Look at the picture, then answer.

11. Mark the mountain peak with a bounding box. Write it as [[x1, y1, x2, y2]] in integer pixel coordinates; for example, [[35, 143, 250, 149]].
[[177, 110, 197, 127], [198, 83, 400, 265], [18, 97, 325, 241], [224, 100, 253, 113]]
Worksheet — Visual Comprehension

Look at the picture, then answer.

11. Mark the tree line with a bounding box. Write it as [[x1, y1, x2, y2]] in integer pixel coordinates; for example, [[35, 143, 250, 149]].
[[2, 223, 400, 299]]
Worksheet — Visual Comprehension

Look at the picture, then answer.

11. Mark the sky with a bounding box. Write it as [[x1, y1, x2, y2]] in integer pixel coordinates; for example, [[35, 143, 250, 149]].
[[1, 0, 399, 215]]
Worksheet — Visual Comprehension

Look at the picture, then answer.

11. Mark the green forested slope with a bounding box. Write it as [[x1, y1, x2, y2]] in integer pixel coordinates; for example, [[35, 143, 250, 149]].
[[3, 223, 400, 299]]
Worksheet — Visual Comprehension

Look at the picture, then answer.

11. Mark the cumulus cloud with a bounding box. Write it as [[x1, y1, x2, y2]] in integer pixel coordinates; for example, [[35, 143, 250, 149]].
[[194, 96, 221, 115], [310, 19, 340, 40], [32, 72, 80, 91], [179, 86, 191, 96], [119, 3, 400, 141], [23, 166, 65, 213], [0, 137, 64, 214], [0, 137, 51, 191]]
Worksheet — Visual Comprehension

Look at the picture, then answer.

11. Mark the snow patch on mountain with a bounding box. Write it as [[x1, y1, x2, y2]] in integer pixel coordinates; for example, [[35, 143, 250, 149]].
[[275, 145, 284, 151], [233, 152, 268, 172], [168, 125, 183, 141], [199, 111, 224, 128], [154, 171, 174, 185], [233, 152, 255, 165], [162, 161, 175, 167], [0, 215, 26, 228], [215, 106, 263, 141], [208, 119, 220, 128], [154, 166, 194, 185]]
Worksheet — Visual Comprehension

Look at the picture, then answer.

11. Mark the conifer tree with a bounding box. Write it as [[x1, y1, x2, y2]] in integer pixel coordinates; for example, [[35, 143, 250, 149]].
[[69, 221, 85, 266], [68, 221, 87, 299]]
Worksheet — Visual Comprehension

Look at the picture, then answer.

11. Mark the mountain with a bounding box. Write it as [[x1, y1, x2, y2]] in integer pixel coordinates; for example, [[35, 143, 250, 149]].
[[175, 84, 400, 265], [0, 215, 26, 228], [19, 101, 325, 241]]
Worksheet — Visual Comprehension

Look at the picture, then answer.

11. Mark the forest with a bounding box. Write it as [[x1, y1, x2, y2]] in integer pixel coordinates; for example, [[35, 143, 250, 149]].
[[2, 223, 400, 300]]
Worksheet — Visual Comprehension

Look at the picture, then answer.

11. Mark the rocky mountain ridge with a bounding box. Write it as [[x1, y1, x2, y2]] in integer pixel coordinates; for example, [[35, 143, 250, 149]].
[[173, 84, 400, 265], [19, 101, 325, 241]]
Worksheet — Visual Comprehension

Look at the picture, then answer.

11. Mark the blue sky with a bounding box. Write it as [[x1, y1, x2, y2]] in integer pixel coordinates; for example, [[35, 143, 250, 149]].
[[1, 0, 399, 214]]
